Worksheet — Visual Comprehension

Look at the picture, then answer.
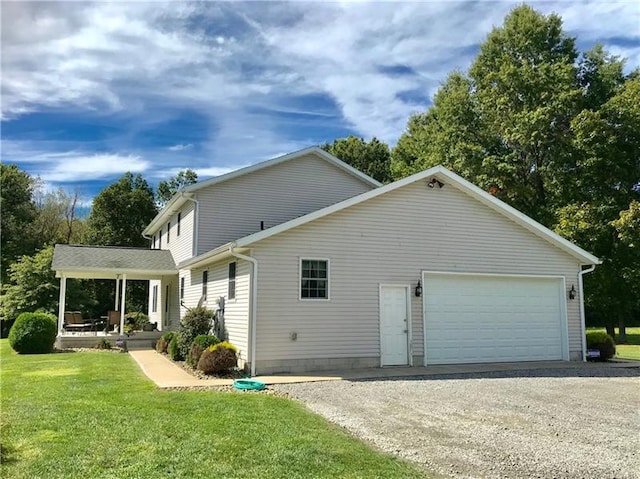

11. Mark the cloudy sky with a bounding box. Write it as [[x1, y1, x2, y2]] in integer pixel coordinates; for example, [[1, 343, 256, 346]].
[[2, 1, 639, 203]]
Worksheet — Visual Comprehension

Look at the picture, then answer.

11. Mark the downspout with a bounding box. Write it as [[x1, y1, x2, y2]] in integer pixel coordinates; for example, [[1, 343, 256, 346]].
[[578, 264, 596, 362], [229, 243, 258, 377], [183, 194, 200, 257]]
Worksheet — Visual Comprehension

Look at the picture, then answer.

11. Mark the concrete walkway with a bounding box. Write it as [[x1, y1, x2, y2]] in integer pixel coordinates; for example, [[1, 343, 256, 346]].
[[128, 349, 640, 389]]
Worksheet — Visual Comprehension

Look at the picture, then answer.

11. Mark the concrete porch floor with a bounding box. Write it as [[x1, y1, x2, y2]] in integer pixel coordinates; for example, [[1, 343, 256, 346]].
[[128, 349, 640, 389]]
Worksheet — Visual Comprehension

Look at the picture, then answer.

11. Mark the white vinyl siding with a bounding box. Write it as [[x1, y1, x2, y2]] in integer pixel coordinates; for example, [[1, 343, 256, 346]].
[[147, 277, 178, 330], [167, 202, 194, 264], [196, 154, 374, 254], [252, 180, 583, 364], [179, 260, 250, 360]]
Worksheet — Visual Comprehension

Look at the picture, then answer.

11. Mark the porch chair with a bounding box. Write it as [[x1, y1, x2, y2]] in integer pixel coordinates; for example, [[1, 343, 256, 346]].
[[107, 310, 121, 332]]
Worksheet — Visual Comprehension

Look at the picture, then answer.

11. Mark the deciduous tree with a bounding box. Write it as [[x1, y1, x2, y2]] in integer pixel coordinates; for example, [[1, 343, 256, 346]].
[[322, 136, 392, 183]]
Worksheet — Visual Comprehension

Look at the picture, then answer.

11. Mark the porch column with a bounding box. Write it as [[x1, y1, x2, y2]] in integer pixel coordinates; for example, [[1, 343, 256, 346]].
[[119, 274, 127, 334], [57, 275, 67, 336], [114, 275, 120, 311]]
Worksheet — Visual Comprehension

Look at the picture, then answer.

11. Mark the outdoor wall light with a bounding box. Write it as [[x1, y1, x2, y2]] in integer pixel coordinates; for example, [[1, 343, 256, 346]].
[[427, 178, 444, 188], [415, 280, 423, 297], [569, 284, 576, 300]]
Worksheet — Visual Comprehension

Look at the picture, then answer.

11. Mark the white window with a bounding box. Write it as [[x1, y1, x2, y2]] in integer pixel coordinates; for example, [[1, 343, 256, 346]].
[[180, 277, 185, 300], [177, 212, 181, 236], [202, 270, 208, 301], [300, 258, 329, 300], [152, 285, 158, 312], [167, 221, 171, 243], [228, 262, 236, 300]]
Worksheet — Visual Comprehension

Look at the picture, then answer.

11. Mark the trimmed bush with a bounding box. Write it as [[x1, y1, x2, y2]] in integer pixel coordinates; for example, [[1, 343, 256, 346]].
[[179, 307, 214, 356], [95, 339, 112, 350], [586, 331, 616, 360], [168, 334, 184, 361], [197, 341, 238, 375], [193, 334, 220, 349], [186, 335, 221, 368], [156, 331, 176, 354], [8, 312, 57, 354]]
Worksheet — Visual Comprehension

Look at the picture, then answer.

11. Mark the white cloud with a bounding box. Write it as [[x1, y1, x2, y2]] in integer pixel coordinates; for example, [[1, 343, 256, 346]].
[[167, 143, 193, 151], [1, 0, 638, 158]]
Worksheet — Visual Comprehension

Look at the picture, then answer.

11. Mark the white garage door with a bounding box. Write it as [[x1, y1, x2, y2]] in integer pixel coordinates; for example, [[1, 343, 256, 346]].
[[423, 273, 567, 365]]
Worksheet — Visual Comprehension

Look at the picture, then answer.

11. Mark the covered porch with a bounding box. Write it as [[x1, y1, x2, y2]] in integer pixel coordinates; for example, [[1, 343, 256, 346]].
[[52, 244, 177, 348]]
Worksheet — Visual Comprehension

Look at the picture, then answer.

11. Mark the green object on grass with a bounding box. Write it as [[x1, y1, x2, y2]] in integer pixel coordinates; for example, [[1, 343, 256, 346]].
[[234, 379, 266, 391]]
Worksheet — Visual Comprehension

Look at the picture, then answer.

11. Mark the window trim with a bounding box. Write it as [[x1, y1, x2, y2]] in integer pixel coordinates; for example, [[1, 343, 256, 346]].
[[299, 257, 330, 301], [228, 261, 236, 300], [202, 270, 208, 301]]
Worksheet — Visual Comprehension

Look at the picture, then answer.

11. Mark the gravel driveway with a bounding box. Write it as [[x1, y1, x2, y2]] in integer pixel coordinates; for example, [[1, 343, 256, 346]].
[[275, 366, 640, 479]]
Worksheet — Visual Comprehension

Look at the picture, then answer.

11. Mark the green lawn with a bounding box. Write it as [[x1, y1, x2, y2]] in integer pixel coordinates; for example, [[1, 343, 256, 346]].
[[0, 341, 426, 479], [587, 327, 640, 361]]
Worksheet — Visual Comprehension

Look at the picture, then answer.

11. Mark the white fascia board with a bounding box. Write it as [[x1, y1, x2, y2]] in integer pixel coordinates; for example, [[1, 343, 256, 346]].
[[234, 165, 600, 265], [142, 146, 381, 236], [55, 268, 177, 279]]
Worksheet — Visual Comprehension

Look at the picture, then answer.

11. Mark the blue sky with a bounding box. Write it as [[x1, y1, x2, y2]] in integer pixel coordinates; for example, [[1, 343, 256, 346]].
[[2, 1, 639, 206]]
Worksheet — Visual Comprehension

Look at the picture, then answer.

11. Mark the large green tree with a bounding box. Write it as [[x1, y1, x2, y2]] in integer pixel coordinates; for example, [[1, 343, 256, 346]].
[[391, 5, 639, 338], [1, 164, 38, 283], [156, 169, 198, 207], [322, 136, 392, 183], [84, 172, 157, 247]]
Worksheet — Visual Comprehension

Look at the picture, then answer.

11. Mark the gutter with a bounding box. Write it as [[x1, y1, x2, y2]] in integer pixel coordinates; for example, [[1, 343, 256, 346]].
[[578, 264, 597, 361], [229, 243, 258, 377]]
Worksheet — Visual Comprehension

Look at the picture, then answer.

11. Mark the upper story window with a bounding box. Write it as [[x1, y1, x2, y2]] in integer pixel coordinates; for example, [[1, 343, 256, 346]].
[[202, 270, 208, 301], [177, 212, 181, 236], [158, 230, 162, 249], [152, 235, 156, 249], [167, 221, 171, 243], [228, 262, 236, 300], [300, 259, 329, 300], [180, 277, 185, 300]]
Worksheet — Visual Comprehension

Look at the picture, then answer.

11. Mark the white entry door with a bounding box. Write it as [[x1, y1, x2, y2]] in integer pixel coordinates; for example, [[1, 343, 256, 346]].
[[380, 285, 410, 366]]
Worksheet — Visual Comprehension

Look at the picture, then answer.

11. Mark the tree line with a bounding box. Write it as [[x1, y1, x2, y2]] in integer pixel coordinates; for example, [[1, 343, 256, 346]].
[[1, 5, 637, 338]]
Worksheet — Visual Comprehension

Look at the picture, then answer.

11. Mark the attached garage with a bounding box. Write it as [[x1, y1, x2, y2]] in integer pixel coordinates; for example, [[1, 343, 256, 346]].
[[422, 272, 568, 365]]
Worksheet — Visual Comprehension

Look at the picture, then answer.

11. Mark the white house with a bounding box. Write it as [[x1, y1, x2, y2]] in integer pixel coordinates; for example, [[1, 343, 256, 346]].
[[53, 147, 599, 374], [139, 147, 599, 375]]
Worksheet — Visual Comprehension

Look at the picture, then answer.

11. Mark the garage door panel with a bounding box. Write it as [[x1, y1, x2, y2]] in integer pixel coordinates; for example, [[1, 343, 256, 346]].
[[424, 274, 565, 365]]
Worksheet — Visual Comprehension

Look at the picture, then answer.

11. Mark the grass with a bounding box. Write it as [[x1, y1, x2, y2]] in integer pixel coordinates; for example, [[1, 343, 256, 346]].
[[587, 327, 640, 361], [0, 340, 426, 478]]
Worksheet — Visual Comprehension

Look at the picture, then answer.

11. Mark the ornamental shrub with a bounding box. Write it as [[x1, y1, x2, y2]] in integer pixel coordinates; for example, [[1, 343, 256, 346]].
[[95, 339, 112, 350], [197, 341, 238, 375], [8, 312, 57, 354], [168, 335, 183, 361], [177, 308, 214, 358], [156, 331, 176, 354], [586, 331, 616, 361], [186, 335, 221, 368], [124, 311, 150, 333]]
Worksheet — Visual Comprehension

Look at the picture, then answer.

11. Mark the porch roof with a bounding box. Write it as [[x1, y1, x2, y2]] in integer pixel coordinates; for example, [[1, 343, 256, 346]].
[[52, 244, 177, 279]]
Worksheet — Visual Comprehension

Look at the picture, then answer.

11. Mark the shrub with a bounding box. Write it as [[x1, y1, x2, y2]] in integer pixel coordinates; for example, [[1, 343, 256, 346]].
[[181, 307, 214, 338], [124, 311, 150, 333], [197, 341, 238, 375], [95, 339, 112, 350], [186, 335, 221, 368], [586, 331, 616, 361], [156, 331, 176, 354], [186, 343, 203, 368], [8, 312, 57, 354], [168, 334, 183, 361]]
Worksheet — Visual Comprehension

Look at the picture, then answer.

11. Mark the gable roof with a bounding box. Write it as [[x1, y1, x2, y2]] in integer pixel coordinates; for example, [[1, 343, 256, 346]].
[[143, 146, 382, 236], [52, 244, 177, 279], [180, 165, 599, 269]]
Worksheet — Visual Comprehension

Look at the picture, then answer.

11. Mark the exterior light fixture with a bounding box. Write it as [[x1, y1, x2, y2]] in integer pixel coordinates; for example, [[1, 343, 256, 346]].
[[427, 178, 444, 188], [415, 280, 423, 297], [569, 284, 576, 300]]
